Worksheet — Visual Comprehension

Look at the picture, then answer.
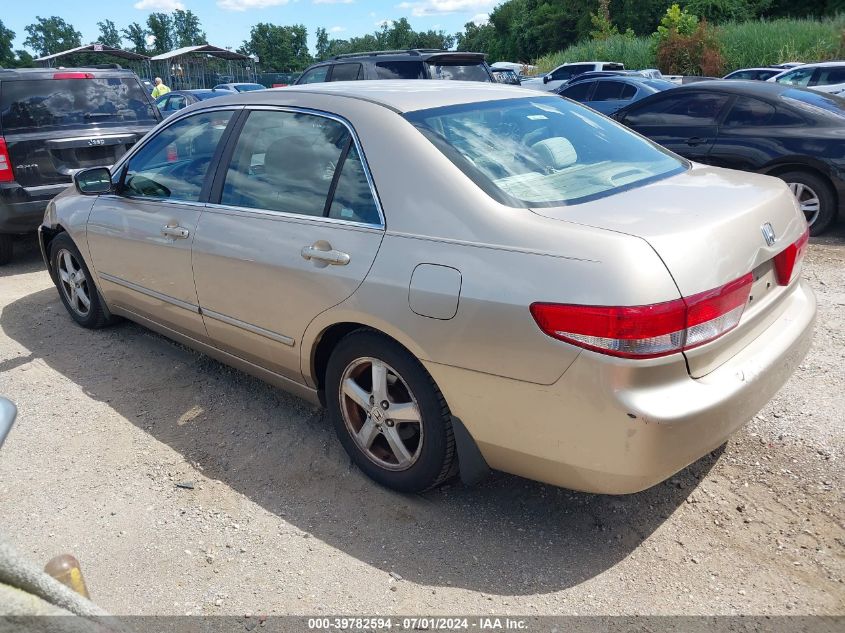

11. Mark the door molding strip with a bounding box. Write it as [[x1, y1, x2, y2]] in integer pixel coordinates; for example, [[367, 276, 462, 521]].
[[99, 272, 200, 314], [202, 308, 295, 347]]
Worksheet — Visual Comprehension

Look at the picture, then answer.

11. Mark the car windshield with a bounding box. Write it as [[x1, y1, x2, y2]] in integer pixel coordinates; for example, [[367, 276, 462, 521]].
[[781, 88, 845, 120], [235, 84, 265, 92], [0, 77, 158, 132], [404, 96, 686, 207], [426, 61, 489, 82]]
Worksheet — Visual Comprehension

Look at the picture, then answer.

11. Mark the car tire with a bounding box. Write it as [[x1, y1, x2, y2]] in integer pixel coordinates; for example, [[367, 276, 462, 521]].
[[0, 234, 13, 266], [326, 330, 457, 493], [778, 170, 836, 236], [49, 233, 114, 329]]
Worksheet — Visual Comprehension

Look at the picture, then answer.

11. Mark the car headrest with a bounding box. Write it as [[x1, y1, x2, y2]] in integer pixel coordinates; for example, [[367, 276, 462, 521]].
[[531, 137, 578, 170]]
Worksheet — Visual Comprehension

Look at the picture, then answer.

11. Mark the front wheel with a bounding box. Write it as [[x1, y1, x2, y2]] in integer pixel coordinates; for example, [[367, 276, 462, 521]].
[[778, 170, 836, 236], [50, 233, 115, 329], [325, 331, 456, 493]]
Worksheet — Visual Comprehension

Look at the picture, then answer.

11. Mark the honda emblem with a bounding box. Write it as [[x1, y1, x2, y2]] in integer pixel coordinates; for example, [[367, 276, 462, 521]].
[[761, 222, 776, 247]]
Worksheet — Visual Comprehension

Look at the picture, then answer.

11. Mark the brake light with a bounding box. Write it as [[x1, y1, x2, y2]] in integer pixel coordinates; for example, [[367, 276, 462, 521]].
[[0, 138, 13, 183], [53, 72, 94, 79], [530, 273, 754, 359], [773, 228, 809, 286]]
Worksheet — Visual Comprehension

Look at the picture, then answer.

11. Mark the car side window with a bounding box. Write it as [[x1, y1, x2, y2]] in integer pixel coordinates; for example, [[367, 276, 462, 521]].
[[299, 66, 329, 84], [330, 63, 362, 81], [167, 95, 187, 111], [593, 81, 628, 102], [220, 110, 378, 223], [375, 61, 425, 79], [723, 96, 776, 126], [623, 92, 730, 126], [328, 144, 380, 224], [561, 81, 594, 101], [155, 95, 169, 110], [777, 67, 815, 87], [550, 67, 574, 81], [815, 67, 845, 85], [122, 110, 233, 201]]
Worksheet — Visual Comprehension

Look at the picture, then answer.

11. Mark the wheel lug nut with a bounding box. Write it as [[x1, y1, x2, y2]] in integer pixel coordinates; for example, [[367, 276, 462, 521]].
[[381, 401, 389, 410], [385, 419, 394, 427]]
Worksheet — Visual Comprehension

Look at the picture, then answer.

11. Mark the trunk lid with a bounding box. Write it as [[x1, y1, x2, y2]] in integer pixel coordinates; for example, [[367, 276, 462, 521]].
[[530, 165, 808, 377]]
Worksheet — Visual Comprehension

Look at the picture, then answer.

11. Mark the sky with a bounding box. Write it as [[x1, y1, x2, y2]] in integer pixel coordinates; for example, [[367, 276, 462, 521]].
[[4, 0, 498, 55]]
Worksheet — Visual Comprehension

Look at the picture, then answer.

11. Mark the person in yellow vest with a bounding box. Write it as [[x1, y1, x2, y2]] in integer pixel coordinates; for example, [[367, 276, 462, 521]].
[[151, 77, 171, 99]]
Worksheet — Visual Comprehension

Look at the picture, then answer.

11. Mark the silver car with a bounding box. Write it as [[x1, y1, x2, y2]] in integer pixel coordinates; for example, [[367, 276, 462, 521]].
[[39, 81, 816, 494]]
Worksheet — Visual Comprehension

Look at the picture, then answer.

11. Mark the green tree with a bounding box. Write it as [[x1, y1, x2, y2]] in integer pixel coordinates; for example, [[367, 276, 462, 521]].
[[14, 49, 34, 67], [97, 20, 122, 48], [0, 20, 15, 68], [23, 16, 82, 57], [172, 9, 205, 47], [240, 23, 312, 71], [315, 27, 330, 61], [146, 13, 174, 55], [684, 0, 771, 22], [122, 22, 148, 54]]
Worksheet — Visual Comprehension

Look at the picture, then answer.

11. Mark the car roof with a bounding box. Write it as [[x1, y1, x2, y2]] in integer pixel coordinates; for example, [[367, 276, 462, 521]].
[[0, 67, 140, 80], [726, 67, 778, 73], [779, 61, 845, 69], [302, 51, 486, 71], [671, 79, 801, 96], [211, 80, 543, 113]]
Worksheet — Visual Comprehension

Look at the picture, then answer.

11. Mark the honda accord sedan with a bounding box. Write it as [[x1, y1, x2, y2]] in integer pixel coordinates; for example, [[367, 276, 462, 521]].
[[39, 81, 816, 494]]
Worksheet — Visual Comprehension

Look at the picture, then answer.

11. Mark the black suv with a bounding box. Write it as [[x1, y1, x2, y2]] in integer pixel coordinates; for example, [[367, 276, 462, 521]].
[[295, 49, 493, 85], [0, 67, 161, 264]]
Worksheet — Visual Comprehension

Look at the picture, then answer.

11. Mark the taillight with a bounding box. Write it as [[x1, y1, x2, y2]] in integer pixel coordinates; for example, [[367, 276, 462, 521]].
[[0, 138, 13, 183], [773, 228, 809, 286], [53, 72, 94, 79], [530, 273, 753, 359]]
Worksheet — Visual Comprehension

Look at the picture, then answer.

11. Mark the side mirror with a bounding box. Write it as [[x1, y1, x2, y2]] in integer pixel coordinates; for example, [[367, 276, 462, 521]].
[[543, 75, 550, 84], [0, 397, 16, 449], [74, 167, 113, 195]]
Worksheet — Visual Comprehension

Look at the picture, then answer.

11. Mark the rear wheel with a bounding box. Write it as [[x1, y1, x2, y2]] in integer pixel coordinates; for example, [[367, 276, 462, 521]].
[[49, 233, 114, 329], [778, 170, 836, 236], [325, 331, 456, 493], [0, 234, 12, 266]]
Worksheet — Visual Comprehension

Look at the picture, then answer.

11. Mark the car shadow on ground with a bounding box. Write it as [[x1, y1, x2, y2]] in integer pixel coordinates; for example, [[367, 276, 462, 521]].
[[2, 282, 722, 596], [0, 236, 44, 278]]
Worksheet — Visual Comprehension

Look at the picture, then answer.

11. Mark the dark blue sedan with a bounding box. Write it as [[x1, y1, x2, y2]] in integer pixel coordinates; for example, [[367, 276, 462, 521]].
[[557, 76, 677, 115], [154, 89, 234, 117]]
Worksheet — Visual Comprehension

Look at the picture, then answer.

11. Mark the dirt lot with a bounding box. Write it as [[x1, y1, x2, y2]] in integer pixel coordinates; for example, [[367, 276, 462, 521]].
[[0, 232, 842, 617]]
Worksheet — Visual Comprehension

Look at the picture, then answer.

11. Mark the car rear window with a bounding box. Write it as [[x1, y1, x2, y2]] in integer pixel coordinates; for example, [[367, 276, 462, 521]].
[[405, 96, 686, 208], [375, 61, 426, 80], [0, 77, 158, 133], [781, 88, 845, 119], [426, 61, 489, 82]]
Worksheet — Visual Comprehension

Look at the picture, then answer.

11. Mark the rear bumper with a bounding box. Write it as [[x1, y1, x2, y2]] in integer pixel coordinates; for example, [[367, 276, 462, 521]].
[[0, 182, 69, 234], [424, 279, 816, 494]]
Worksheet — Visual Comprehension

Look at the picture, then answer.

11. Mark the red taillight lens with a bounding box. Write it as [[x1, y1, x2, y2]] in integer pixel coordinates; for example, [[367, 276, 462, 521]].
[[0, 138, 13, 183], [53, 72, 94, 79], [530, 273, 753, 359], [773, 228, 809, 286]]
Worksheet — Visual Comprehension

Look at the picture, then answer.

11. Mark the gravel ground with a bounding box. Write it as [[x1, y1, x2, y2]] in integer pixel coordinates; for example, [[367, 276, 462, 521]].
[[0, 232, 842, 617]]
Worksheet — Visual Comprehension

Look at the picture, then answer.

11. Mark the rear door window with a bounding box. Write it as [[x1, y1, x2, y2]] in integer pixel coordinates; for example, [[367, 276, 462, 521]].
[[122, 110, 233, 201], [623, 92, 730, 126], [814, 66, 845, 86], [298, 66, 329, 84], [722, 96, 776, 126], [426, 61, 489, 82], [220, 109, 380, 223], [375, 61, 425, 79], [560, 81, 595, 101], [0, 77, 158, 132], [329, 63, 362, 82], [593, 81, 634, 102]]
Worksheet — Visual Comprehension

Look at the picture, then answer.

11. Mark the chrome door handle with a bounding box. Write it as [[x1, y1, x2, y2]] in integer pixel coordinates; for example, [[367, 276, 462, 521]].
[[162, 226, 190, 239], [301, 245, 350, 266]]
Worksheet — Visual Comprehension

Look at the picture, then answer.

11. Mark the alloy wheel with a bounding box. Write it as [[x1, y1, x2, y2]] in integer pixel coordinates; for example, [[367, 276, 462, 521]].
[[57, 249, 92, 317], [788, 181, 821, 227], [338, 357, 423, 471]]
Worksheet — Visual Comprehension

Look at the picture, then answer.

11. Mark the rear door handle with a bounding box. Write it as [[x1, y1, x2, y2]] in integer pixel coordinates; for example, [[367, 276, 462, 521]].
[[301, 245, 350, 266], [161, 225, 190, 239], [686, 136, 706, 147]]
